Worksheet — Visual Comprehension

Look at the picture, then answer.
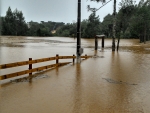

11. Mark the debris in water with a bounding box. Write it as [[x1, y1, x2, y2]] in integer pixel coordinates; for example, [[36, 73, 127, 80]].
[[92, 55, 104, 58], [10, 74, 49, 83], [102, 78, 137, 85]]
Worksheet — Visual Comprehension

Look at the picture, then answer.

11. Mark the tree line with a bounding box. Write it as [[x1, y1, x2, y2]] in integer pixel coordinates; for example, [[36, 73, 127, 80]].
[[57, 0, 150, 42], [0, 7, 65, 36], [0, 0, 150, 43]]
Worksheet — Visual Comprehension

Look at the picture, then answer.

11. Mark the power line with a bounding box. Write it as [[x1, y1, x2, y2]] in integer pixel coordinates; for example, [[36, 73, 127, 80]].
[[88, 0, 113, 13], [96, 0, 112, 12]]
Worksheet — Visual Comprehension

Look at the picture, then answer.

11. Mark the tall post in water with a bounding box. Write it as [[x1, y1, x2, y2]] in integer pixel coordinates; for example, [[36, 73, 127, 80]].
[[76, 0, 81, 63], [112, 0, 116, 51], [95, 36, 98, 50], [102, 36, 105, 48], [0, 18, 1, 36], [0, 0, 1, 36]]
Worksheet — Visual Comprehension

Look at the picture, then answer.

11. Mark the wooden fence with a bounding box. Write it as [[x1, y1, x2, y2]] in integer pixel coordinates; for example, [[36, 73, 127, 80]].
[[0, 54, 91, 81]]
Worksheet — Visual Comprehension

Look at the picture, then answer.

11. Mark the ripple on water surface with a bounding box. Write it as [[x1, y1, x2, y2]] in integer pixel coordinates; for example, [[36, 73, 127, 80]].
[[0, 37, 150, 113]]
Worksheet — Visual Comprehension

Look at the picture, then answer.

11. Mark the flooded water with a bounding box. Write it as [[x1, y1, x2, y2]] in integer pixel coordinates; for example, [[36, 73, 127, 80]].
[[0, 36, 150, 113]]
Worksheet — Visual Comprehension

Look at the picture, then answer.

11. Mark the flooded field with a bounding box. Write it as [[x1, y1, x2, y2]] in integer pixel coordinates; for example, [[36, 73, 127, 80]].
[[0, 36, 150, 113]]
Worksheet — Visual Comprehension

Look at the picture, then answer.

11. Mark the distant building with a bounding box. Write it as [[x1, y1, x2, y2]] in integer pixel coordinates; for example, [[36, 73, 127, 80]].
[[51, 30, 56, 34]]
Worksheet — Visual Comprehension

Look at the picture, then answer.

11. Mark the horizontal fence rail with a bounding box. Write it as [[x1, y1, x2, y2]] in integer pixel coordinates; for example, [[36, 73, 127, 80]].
[[0, 54, 91, 81], [0, 57, 56, 69]]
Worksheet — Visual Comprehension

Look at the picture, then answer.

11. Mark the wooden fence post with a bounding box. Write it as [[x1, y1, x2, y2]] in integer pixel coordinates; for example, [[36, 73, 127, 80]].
[[102, 36, 105, 48], [56, 54, 59, 66], [85, 54, 87, 59], [73, 54, 75, 64], [95, 36, 98, 50], [29, 58, 32, 82]]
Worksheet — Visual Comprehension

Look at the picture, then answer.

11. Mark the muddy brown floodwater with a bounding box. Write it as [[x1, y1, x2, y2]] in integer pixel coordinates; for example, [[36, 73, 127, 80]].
[[0, 36, 150, 113]]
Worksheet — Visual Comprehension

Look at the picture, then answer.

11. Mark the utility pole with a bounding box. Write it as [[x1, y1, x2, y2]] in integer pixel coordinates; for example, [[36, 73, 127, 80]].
[[77, 0, 81, 63], [112, 0, 116, 51], [0, 0, 1, 36], [0, 18, 1, 36]]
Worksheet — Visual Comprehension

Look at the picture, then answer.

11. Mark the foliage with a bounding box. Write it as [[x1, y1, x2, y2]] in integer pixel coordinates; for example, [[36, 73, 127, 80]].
[[56, 23, 76, 37], [1, 1, 150, 41], [117, 0, 150, 41], [86, 0, 150, 41], [1, 7, 65, 37], [25, 21, 64, 36], [101, 14, 113, 37], [83, 13, 101, 38], [2, 7, 28, 36], [56, 13, 102, 38]]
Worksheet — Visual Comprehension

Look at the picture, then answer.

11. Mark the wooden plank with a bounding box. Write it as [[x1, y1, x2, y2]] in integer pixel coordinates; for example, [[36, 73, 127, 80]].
[[0, 62, 70, 80], [0, 61, 29, 69], [25, 68, 37, 74], [17, 61, 28, 66], [0, 57, 56, 69], [5, 63, 18, 68], [0, 76, 6, 80], [58, 56, 75, 59], [49, 57, 56, 61], [59, 62, 71, 66], [36, 59, 44, 62], [37, 66, 47, 71], [0, 64, 6, 69], [6, 72, 20, 78], [47, 64, 57, 68], [28, 60, 37, 64], [0, 61, 25, 69], [43, 58, 50, 62], [30, 57, 56, 64], [30, 68, 37, 73], [18, 71, 28, 76]]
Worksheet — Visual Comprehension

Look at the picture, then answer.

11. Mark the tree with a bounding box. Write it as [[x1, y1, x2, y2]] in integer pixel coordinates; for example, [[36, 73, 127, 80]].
[[56, 23, 77, 37], [101, 14, 113, 37], [84, 13, 101, 38], [136, 1, 150, 43], [88, 0, 117, 51], [27, 21, 40, 36], [27, 21, 64, 36], [0, 17, 4, 35], [37, 28, 41, 36], [81, 19, 88, 38], [2, 7, 28, 36], [115, 0, 150, 43], [13, 9, 28, 36], [2, 7, 14, 35], [118, 0, 136, 38]]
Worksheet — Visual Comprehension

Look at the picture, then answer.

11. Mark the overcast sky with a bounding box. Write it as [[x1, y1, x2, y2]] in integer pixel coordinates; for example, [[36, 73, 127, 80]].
[[1, 0, 141, 23]]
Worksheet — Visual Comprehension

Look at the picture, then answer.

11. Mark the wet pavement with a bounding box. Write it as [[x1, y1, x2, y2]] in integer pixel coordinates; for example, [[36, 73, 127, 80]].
[[0, 36, 150, 113]]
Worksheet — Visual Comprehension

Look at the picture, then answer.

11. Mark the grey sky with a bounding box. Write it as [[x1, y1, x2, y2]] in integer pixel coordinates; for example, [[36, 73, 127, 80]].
[[1, 0, 141, 23]]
